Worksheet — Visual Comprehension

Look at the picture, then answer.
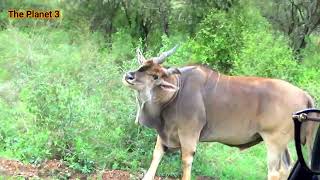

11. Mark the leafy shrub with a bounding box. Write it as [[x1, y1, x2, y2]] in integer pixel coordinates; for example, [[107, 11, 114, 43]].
[[298, 36, 320, 103], [233, 26, 298, 81], [233, 7, 297, 80], [301, 36, 320, 69], [111, 29, 135, 64], [0, 26, 160, 174], [232, 7, 319, 104], [295, 67, 320, 104], [191, 9, 244, 73]]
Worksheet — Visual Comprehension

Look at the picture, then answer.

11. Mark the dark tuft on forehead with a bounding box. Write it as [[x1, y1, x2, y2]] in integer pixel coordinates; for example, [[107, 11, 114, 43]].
[[137, 60, 165, 75], [137, 60, 155, 72], [138, 65, 151, 72]]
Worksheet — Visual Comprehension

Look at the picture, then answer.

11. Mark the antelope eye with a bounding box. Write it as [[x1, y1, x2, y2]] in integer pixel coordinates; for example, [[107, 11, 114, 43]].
[[152, 75, 159, 80]]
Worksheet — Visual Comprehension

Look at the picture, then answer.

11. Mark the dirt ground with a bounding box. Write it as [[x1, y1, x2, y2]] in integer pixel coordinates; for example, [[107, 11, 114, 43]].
[[0, 158, 214, 179], [0, 158, 169, 180], [0, 157, 134, 179]]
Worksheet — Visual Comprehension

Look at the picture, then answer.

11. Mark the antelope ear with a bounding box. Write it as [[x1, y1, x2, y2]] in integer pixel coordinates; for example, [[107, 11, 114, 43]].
[[159, 80, 178, 92], [164, 68, 181, 76]]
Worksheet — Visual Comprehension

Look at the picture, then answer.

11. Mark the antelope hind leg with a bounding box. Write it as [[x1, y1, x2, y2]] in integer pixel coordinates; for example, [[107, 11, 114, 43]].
[[262, 132, 292, 180]]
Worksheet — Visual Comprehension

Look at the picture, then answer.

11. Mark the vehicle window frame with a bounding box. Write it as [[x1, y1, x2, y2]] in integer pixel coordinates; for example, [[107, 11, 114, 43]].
[[293, 108, 320, 175]]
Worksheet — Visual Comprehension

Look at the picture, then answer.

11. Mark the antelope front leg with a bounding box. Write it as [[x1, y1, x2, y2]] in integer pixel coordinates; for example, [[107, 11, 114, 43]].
[[179, 130, 199, 180], [181, 148, 195, 180], [142, 135, 165, 180]]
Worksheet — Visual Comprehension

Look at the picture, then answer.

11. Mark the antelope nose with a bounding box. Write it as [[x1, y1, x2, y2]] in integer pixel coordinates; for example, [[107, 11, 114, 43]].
[[125, 72, 135, 80]]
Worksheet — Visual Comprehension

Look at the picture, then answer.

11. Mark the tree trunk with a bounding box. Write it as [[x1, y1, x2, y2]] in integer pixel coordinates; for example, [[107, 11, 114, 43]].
[[159, 1, 170, 36], [121, 0, 132, 27]]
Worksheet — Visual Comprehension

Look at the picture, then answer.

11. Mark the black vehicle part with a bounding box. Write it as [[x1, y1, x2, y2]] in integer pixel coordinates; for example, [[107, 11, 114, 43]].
[[289, 108, 320, 180]]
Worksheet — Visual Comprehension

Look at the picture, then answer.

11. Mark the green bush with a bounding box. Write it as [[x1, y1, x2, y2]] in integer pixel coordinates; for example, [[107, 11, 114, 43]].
[[233, 23, 298, 81], [299, 36, 320, 103], [232, 7, 319, 104], [301, 35, 320, 69], [0, 26, 151, 173], [191, 9, 244, 73]]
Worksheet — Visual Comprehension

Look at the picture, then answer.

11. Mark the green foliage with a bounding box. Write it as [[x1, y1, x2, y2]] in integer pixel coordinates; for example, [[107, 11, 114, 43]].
[[111, 29, 135, 64], [294, 67, 320, 104], [298, 36, 320, 103], [0, 98, 49, 163], [301, 36, 320, 69], [191, 9, 244, 73], [233, 9, 298, 81], [0, 27, 136, 173], [232, 7, 320, 104]]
